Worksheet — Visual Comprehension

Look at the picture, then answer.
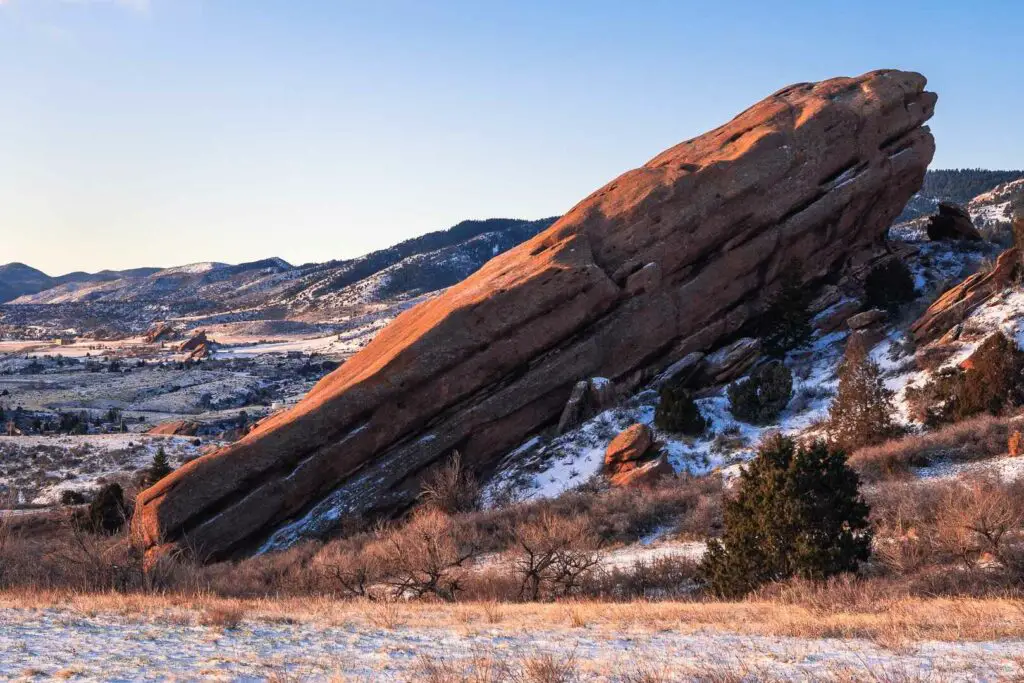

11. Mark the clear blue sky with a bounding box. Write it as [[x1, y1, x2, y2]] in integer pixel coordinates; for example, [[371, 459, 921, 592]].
[[2, 0, 1021, 275]]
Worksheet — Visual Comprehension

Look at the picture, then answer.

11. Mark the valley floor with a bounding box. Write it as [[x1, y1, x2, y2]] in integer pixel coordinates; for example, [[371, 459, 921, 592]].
[[2, 592, 1024, 681]]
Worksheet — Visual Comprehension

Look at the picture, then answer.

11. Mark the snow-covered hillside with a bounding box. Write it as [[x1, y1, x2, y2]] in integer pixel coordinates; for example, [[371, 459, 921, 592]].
[[485, 239, 1007, 505]]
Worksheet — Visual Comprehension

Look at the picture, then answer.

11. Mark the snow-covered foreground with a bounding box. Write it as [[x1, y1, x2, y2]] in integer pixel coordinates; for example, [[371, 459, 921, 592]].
[[1, 607, 1022, 681]]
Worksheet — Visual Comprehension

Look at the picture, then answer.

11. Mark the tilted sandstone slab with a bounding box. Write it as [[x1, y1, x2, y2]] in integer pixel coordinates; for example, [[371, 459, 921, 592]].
[[134, 70, 936, 563], [911, 244, 1021, 344]]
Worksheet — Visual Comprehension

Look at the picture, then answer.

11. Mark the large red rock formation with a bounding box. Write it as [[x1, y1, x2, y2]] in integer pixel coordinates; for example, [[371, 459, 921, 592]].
[[134, 70, 936, 563]]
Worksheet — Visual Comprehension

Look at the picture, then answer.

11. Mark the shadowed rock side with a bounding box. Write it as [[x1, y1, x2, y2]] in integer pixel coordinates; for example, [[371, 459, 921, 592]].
[[134, 69, 936, 564]]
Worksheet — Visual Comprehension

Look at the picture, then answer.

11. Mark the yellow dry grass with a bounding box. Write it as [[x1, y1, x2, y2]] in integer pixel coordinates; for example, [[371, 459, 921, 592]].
[[2, 588, 1024, 645]]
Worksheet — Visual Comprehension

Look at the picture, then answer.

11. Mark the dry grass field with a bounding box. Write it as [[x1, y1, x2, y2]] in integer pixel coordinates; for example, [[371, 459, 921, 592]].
[[2, 588, 1024, 681]]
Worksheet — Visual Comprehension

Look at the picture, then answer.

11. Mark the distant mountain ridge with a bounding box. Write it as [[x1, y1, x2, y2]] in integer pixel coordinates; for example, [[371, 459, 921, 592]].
[[0, 263, 167, 304], [2, 218, 558, 322], [896, 168, 1024, 223]]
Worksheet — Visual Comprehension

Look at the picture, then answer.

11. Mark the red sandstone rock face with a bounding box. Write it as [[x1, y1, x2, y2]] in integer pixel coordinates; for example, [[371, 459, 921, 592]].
[[146, 420, 200, 437], [603, 424, 674, 488], [911, 247, 1020, 344], [604, 424, 654, 468], [178, 331, 209, 353], [144, 322, 176, 344], [134, 70, 936, 563]]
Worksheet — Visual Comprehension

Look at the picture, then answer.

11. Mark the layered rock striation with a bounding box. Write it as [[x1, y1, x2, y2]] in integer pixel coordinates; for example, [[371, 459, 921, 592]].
[[134, 70, 937, 563]]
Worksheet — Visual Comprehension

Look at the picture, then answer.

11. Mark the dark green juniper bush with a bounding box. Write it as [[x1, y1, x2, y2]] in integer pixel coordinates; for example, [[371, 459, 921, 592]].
[[700, 435, 871, 598], [727, 361, 793, 425], [759, 262, 813, 358], [864, 259, 917, 315], [654, 383, 707, 436]]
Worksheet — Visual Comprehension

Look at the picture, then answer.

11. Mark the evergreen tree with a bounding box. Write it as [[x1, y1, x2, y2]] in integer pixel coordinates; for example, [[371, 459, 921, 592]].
[[654, 384, 707, 436], [826, 333, 899, 452], [727, 361, 793, 425], [699, 435, 871, 597], [907, 331, 1024, 425], [864, 260, 916, 314], [759, 263, 812, 358], [145, 446, 174, 487], [81, 483, 128, 535]]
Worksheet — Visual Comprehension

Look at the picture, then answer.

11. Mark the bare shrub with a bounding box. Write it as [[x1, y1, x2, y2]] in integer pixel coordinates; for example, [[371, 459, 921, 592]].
[[933, 477, 1024, 570], [850, 414, 1014, 481], [582, 556, 699, 600], [420, 450, 481, 514], [867, 480, 943, 574], [371, 508, 480, 601], [521, 651, 579, 683], [200, 605, 245, 630], [749, 577, 909, 614], [415, 651, 511, 683], [509, 513, 600, 600]]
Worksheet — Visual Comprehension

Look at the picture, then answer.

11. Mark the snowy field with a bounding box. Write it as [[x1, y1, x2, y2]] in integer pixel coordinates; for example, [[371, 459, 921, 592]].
[[0, 434, 208, 506], [1, 606, 1022, 681]]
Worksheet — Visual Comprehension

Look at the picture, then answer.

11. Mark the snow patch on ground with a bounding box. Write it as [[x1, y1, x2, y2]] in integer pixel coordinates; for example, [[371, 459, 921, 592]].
[[0, 608, 1021, 681]]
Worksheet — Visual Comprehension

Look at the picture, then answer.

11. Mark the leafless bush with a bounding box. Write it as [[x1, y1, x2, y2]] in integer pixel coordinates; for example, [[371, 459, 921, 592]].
[[371, 508, 481, 601], [310, 536, 383, 599], [509, 513, 600, 600], [752, 574, 909, 612], [581, 556, 699, 600], [850, 414, 1015, 481], [420, 451, 482, 514], [867, 480, 944, 574], [933, 477, 1024, 570], [199, 605, 245, 630]]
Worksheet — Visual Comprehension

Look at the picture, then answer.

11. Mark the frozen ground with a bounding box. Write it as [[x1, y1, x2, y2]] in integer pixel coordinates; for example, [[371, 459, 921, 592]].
[[0, 434, 210, 506], [0, 607, 1022, 681]]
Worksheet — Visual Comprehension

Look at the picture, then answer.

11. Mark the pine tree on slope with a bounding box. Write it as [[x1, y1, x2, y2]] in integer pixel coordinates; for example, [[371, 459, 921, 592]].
[[827, 333, 899, 452]]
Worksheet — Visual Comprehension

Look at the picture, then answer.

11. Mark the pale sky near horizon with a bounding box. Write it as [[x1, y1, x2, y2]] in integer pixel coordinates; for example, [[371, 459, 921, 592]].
[[1, 1, 1022, 276]]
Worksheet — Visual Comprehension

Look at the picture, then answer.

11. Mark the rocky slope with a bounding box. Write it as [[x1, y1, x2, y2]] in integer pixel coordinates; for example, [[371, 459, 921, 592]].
[[133, 69, 937, 563]]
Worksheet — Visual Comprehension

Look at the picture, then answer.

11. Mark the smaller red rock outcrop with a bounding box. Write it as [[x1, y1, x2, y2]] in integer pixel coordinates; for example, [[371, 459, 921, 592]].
[[926, 203, 983, 242], [144, 322, 176, 344], [911, 247, 1020, 344], [147, 420, 200, 437], [178, 330, 208, 353], [846, 309, 886, 330], [604, 424, 674, 488]]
